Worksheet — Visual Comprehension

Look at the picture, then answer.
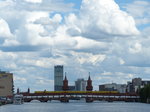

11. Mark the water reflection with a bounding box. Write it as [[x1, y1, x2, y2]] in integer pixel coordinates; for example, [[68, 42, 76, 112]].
[[0, 102, 150, 112]]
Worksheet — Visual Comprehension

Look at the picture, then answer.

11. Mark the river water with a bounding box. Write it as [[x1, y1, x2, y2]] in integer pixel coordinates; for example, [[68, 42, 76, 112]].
[[0, 101, 150, 112]]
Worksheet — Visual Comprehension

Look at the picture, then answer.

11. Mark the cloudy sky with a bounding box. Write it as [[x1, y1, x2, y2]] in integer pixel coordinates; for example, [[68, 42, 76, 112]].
[[0, 0, 150, 92]]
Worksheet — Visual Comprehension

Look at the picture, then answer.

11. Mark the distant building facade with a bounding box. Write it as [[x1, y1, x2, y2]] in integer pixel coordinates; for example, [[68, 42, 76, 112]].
[[126, 81, 134, 93], [132, 78, 142, 92], [126, 77, 150, 93], [142, 80, 150, 86], [68, 86, 75, 91], [75, 78, 87, 91], [99, 83, 126, 93], [54, 65, 63, 91], [0, 71, 14, 97], [132, 78, 142, 86]]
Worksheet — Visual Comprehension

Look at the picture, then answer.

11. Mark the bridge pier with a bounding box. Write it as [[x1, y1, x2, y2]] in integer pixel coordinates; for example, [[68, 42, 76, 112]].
[[60, 97, 69, 103], [107, 98, 113, 102], [86, 97, 93, 103]]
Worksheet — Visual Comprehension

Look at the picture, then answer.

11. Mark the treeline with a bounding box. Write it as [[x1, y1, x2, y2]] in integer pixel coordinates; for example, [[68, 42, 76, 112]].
[[139, 84, 150, 103]]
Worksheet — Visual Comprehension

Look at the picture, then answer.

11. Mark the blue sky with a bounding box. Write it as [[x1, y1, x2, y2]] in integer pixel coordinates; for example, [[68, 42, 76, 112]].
[[0, 0, 150, 92]]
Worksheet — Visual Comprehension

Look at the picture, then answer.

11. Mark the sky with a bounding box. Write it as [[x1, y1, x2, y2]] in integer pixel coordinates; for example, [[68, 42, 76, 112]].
[[0, 0, 150, 92]]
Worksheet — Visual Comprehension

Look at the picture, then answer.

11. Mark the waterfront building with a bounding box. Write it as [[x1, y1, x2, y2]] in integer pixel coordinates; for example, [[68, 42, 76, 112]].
[[54, 65, 63, 91], [0, 71, 14, 97], [75, 78, 87, 91], [126, 78, 150, 93], [99, 83, 126, 93]]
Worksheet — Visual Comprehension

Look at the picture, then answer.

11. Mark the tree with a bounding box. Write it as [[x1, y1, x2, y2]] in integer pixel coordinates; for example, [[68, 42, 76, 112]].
[[139, 84, 150, 103]]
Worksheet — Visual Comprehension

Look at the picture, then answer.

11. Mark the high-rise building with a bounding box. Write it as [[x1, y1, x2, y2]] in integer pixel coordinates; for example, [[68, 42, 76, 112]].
[[0, 71, 14, 97], [132, 78, 142, 86], [54, 65, 63, 91], [75, 78, 87, 91]]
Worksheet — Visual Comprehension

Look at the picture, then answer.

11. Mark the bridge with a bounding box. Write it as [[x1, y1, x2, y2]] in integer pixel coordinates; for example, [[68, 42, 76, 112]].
[[20, 91, 140, 103]]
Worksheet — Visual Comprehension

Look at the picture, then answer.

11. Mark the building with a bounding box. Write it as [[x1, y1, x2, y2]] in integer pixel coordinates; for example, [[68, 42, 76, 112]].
[[99, 83, 126, 93], [126, 81, 134, 93], [132, 78, 142, 92], [62, 75, 69, 91], [99, 83, 117, 91], [0, 71, 14, 97], [126, 78, 150, 93], [86, 75, 93, 91], [54, 65, 63, 91], [132, 78, 142, 86], [68, 86, 75, 91], [75, 78, 87, 91], [116, 84, 126, 93], [142, 80, 150, 86]]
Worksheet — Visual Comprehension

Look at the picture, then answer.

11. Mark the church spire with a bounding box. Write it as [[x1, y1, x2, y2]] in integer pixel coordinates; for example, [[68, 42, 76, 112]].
[[64, 72, 67, 80], [62, 72, 69, 91], [88, 72, 91, 80], [86, 72, 93, 91]]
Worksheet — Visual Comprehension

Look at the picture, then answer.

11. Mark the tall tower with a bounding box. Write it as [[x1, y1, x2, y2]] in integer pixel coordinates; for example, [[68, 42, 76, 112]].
[[54, 65, 63, 91], [86, 73, 93, 91], [62, 73, 69, 91]]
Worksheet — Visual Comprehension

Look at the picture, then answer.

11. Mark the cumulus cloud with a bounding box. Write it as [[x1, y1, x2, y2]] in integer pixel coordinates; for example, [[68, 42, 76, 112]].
[[129, 42, 142, 54], [65, 0, 139, 41], [0, 18, 13, 38], [0, 0, 149, 91], [125, 1, 150, 25], [24, 0, 43, 3], [14, 76, 27, 84]]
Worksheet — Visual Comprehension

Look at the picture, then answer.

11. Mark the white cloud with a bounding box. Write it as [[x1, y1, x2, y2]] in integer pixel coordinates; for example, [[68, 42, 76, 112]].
[[0, 0, 149, 91], [0, 18, 13, 38], [25, 0, 43, 3], [127, 74, 134, 79], [36, 76, 53, 85], [101, 72, 112, 76], [125, 1, 150, 17], [129, 42, 142, 54], [125, 1, 150, 25], [14, 76, 27, 83], [119, 58, 125, 65], [65, 0, 139, 41]]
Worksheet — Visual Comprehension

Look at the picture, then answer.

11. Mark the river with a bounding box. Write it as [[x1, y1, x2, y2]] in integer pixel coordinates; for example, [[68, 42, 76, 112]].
[[0, 101, 150, 112]]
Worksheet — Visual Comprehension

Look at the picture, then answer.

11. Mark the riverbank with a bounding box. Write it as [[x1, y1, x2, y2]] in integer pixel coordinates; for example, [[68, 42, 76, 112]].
[[0, 101, 6, 106]]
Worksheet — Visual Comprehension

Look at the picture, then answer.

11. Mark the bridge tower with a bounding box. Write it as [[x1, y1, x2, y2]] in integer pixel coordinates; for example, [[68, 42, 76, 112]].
[[62, 73, 69, 91], [27, 88, 30, 93], [86, 73, 93, 91], [17, 88, 20, 94]]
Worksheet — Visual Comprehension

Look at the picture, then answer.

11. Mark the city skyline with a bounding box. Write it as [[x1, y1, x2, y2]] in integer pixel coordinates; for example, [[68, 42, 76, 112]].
[[0, 0, 150, 91]]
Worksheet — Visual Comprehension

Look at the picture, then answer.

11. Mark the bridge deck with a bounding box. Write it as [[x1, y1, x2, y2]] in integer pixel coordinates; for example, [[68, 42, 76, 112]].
[[20, 92, 140, 103]]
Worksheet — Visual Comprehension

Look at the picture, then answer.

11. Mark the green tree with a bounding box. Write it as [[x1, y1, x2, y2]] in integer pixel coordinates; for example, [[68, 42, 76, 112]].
[[139, 84, 150, 103]]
